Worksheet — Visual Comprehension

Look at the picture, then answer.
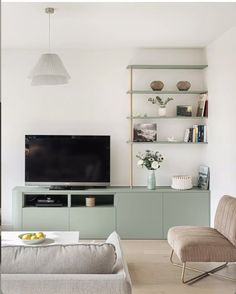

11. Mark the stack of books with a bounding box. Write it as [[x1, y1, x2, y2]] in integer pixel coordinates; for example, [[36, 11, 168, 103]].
[[196, 93, 208, 117], [184, 125, 207, 143]]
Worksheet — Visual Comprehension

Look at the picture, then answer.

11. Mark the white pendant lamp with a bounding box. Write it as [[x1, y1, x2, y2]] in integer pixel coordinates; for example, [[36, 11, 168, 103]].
[[28, 8, 70, 86]]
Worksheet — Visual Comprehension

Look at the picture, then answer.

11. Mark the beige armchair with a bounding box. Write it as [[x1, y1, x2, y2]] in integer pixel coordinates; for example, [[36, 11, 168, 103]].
[[168, 195, 236, 284]]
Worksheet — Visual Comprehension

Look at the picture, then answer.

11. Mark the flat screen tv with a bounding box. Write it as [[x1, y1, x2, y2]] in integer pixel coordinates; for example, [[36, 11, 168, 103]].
[[25, 135, 110, 187]]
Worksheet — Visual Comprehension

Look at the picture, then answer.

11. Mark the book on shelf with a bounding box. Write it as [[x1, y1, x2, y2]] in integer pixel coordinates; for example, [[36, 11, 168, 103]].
[[193, 125, 199, 143], [204, 125, 207, 142], [184, 129, 190, 143], [184, 124, 207, 143], [198, 165, 210, 190], [203, 99, 208, 117], [192, 126, 197, 143], [197, 125, 204, 142], [188, 128, 193, 142], [196, 94, 208, 117]]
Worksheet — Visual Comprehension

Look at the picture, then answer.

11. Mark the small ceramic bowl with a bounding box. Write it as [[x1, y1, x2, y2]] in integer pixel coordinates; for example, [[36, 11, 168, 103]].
[[176, 81, 191, 91], [150, 81, 164, 91]]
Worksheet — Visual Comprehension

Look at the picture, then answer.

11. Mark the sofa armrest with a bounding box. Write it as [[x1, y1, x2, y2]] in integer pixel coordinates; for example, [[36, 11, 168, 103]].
[[106, 231, 132, 290]]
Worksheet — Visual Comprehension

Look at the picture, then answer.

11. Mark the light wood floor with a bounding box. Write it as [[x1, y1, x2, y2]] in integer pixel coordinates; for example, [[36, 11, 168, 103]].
[[121, 240, 236, 294]]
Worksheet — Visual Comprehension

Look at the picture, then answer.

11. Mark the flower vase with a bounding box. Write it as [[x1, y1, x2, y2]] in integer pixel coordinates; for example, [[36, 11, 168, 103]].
[[158, 106, 166, 117], [147, 170, 156, 190]]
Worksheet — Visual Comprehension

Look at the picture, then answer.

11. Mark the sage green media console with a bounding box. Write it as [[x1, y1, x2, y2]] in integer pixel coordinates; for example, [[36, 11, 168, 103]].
[[13, 186, 210, 239]]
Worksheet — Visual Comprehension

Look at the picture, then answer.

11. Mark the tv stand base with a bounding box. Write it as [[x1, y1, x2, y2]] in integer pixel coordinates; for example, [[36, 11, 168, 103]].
[[49, 186, 107, 190], [49, 186, 85, 190]]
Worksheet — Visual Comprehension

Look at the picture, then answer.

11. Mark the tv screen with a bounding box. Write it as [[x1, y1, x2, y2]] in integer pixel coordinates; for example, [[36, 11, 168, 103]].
[[25, 135, 110, 186]]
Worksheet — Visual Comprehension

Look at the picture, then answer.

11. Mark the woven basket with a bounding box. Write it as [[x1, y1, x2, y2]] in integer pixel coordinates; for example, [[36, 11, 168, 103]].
[[171, 175, 193, 190]]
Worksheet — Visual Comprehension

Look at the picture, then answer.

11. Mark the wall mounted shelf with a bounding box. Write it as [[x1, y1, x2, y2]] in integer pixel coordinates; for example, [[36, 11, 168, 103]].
[[127, 64, 208, 187], [127, 141, 208, 145], [127, 116, 207, 120], [127, 65, 208, 70], [127, 90, 208, 95]]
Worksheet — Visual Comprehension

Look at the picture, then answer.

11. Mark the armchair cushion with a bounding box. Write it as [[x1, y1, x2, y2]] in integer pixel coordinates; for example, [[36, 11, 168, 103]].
[[168, 226, 236, 262]]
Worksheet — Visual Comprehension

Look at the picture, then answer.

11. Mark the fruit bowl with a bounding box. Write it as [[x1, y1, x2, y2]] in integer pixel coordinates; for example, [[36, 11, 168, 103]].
[[18, 232, 46, 245]]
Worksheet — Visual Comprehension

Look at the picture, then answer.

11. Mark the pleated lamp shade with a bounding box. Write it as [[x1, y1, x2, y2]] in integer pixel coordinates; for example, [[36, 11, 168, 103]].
[[28, 53, 71, 86]]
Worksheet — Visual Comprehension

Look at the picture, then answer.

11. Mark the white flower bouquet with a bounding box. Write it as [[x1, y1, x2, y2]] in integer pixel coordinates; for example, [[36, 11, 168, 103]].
[[136, 150, 164, 170]]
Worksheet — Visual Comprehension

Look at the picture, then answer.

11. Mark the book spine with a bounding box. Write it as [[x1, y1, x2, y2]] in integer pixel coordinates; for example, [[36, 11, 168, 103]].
[[204, 126, 207, 142], [188, 128, 193, 142], [193, 125, 198, 143], [204, 99, 208, 117], [184, 128, 190, 143], [197, 125, 201, 142], [197, 125, 204, 142], [193, 128, 196, 143], [202, 100, 206, 117], [201, 125, 204, 142]]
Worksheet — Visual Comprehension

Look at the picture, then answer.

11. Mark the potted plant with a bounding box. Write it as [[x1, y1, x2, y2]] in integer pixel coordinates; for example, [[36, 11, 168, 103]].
[[148, 96, 173, 117], [136, 150, 164, 190]]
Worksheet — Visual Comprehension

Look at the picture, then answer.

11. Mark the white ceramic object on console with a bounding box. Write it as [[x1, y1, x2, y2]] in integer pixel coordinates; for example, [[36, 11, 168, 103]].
[[158, 106, 166, 117], [171, 175, 193, 190], [86, 197, 95, 207], [167, 136, 178, 142]]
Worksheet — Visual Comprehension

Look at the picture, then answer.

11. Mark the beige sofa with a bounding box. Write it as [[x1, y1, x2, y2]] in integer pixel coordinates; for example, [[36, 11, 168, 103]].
[[1, 232, 132, 294]]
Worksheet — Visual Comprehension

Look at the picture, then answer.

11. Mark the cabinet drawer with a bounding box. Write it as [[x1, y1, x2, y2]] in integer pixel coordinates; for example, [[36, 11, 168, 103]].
[[116, 192, 163, 239], [70, 207, 115, 239], [163, 192, 210, 237], [22, 208, 69, 231]]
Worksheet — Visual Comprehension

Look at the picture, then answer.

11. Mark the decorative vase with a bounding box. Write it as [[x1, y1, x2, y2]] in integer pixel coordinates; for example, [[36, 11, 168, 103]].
[[147, 170, 156, 190], [158, 106, 166, 117]]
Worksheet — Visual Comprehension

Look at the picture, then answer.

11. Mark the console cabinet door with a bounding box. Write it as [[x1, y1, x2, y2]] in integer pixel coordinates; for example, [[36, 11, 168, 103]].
[[116, 192, 163, 239], [70, 207, 115, 239], [22, 208, 69, 231], [163, 192, 210, 237]]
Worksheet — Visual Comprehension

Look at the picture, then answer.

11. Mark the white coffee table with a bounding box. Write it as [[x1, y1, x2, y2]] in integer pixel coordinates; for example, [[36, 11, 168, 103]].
[[2, 231, 80, 246]]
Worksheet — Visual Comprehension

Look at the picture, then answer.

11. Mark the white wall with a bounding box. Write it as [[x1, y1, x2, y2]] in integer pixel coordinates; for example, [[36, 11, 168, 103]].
[[2, 48, 207, 227], [206, 27, 236, 224]]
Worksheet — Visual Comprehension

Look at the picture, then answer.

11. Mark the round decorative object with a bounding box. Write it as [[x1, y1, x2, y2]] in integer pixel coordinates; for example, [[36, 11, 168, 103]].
[[86, 197, 95, 207], [176, 81, 191, 91], [150, 81, 164, 91], [171, 175, 193, 190]]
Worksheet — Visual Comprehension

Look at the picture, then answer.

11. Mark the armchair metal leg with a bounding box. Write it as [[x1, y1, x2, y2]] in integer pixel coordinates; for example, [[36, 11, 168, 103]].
[[170, 250, 235, 284], [181, 262, 186, 283]]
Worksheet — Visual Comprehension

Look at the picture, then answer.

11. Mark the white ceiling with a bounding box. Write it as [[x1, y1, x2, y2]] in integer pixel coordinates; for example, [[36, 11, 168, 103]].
[[2, 2, 236, 49]]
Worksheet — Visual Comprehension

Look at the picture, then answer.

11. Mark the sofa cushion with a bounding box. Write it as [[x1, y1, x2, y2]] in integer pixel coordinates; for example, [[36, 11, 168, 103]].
[[214, 195, 236, 247], [2, 243, 117, 274], [168, 226, 236, 262]]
